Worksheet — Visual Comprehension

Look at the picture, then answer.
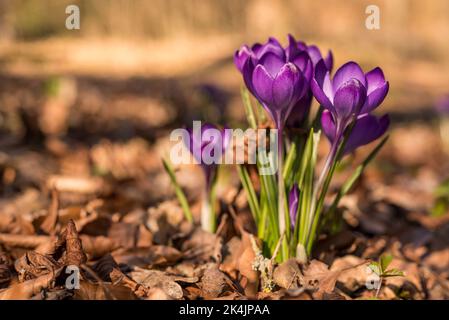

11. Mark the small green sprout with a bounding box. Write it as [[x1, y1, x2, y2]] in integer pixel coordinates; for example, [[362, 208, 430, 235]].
[[368, 254, 404, 298]]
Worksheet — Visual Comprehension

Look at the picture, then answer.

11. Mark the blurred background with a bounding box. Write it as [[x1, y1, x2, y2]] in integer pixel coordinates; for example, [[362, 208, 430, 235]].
[[0, 0, 448, 210], [1, 0, 449, 110]]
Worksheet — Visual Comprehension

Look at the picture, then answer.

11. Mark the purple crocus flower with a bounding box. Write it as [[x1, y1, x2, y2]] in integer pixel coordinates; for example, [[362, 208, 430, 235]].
[[321, 110, 390, 155], [311, 60, 389, 129], [185, 123, 231, 187], [234, 37, 311, 129], [285, 34, 334, 128], [289, 184, 300, 230], [285, 34, 333, 72], [235, 36, 312, 237]]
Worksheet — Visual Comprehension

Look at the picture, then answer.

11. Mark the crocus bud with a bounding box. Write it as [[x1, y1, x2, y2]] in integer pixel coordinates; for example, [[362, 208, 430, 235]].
[[185, 123, 230, 187], [289, 184, 300, 230]]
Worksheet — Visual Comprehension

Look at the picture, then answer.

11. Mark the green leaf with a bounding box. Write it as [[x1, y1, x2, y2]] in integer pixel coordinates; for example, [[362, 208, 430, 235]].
[[161, 158, 193, 223], [237, 165, 261, 224], [283, 139, 297, 182], [256, 101, 267, 125], [297, 129, 320, 250], [368, 262, 381, 276], [383, 268, 405, 277], [296, 129, 317, 187], [257, 152, 280, 249], [241, 87, 257, 129], [380, 254, 393, 272]]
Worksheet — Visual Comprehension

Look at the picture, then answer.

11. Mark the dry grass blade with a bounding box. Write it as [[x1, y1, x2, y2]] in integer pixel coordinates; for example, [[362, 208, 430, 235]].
[[40, 188, 60, 235]]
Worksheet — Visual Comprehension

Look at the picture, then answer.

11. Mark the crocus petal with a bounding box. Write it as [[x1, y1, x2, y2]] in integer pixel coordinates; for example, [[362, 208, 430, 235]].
[[254, 37, 285, 60], [242, 58, 256, 97], [361, 81, 389, 114], [234, 46, 252, 72], [252, 64, 274, 106], [259, 52, 285, 77], [365, 67, 387, 95], [321, 109, 337, 143], [291, 51, 313, 82], [272, 63, 298, 111], [186, 123, 219, 164], [311, 78, 333, 112], [306, 45, 323, 66], [185, 123, 232, 187], [289, 184, 300, 229], [323, 50, 333, 71], [286, 34, 302, 61], [315, 60, 334, 100], [360, 67, 389, 113], [344, 114, 390, 154], [287, 92, 313, 128], [311, 60, 334, 111], [333, 61, 366, 92], [333, 79, 367, 120]]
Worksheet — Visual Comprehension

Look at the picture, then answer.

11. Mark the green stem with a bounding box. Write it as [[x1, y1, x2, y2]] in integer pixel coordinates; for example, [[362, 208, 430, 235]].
[[276, 125, 289, 260], [201, 187, 215, 233], [277, 125, 286, 237], [304, 124, 342, 257]]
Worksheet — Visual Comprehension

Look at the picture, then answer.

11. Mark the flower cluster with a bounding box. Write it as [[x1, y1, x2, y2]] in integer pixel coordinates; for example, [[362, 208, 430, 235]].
[[234, 35, 390, 261], [234, 35, 332, 130], [235, 35, 389, 155], [165, 34, 391, 262]]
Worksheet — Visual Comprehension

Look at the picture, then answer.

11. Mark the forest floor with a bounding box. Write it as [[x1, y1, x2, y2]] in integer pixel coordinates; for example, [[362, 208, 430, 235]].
[[0, 39, 449, 300]]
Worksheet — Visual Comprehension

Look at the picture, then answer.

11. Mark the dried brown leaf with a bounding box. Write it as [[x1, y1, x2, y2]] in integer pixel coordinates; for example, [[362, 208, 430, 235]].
[[0, 268, 62, 300], [236, 230, 259, 297], [129, 268, 184, 299], [273, 258, 301, 289], [109, 267, 149, 298], [64, 220, 87, 266], [15, 251, 61, 281], [73, 280, 135, 300], [200, 264, 228, 299], [40, 189, 59, 235], [0, 233, 50, 249], [0, 251, 12, 288], [303, 260, 341, 299], [80, 235, 121, 259]]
